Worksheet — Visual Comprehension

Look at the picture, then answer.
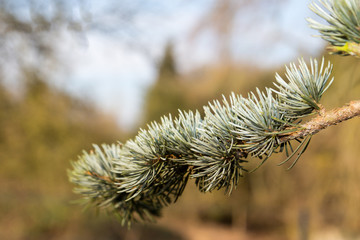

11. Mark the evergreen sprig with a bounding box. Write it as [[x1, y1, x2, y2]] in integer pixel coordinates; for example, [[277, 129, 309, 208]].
[[68, 58, 334, 226], [308, 0, 360, 56]]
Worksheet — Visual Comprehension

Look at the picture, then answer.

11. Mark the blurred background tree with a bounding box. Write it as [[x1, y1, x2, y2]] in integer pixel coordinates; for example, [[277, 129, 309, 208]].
[[142, 42, 186, 124], [0, 1, 125, 239]]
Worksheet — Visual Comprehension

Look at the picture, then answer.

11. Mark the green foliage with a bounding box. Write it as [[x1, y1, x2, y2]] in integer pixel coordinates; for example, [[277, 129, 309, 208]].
[[68, 58, 334, 226], [308, 0, 360, 56]]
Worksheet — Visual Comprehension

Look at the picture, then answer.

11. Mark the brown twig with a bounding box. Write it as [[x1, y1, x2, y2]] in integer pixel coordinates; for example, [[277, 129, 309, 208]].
[[85, 171, 113, 183], [279, 100, 360, 143]]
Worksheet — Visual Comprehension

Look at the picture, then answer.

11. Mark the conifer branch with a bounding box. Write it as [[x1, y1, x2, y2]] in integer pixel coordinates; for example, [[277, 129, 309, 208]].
[[68, 58, 343, 226]]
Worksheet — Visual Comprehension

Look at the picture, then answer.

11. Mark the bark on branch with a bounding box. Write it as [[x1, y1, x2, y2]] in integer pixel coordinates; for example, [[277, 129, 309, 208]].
[[279, 100, 360, 143]]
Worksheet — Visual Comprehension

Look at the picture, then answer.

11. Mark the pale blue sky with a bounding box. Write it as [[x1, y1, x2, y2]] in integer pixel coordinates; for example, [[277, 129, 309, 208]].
[[12, 0, 327, 130], [65, 0, 326, 131]]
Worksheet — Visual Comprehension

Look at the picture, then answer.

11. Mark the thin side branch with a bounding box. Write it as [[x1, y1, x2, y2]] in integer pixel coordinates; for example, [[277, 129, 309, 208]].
[[279, 100, 360, 143]]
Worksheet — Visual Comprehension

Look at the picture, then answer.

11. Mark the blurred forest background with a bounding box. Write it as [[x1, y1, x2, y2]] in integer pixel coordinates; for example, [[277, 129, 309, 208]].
[[1, 0, 360, 240]]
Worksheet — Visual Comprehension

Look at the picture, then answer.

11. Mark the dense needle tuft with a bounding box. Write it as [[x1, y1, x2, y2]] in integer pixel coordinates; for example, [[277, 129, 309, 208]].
[[274, 58, 333, 117]]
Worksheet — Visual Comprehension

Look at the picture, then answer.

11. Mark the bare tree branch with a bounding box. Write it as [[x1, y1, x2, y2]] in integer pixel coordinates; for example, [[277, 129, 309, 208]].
[[279, 100, 360, 143]]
